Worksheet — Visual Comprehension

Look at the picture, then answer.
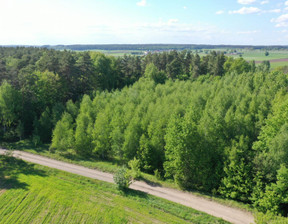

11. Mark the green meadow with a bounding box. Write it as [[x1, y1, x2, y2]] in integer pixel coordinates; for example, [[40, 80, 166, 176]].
[[0, 155, 228, 224]]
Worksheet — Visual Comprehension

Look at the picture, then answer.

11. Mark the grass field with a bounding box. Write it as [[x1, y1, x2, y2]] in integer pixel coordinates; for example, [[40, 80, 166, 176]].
[[91, 49, 145, 57], [95, 48, 288, 68], [195, 49, 288, 67], [0, 155, 228, 224], [1, 140, 254, 213], [228, 50, 288, 61]]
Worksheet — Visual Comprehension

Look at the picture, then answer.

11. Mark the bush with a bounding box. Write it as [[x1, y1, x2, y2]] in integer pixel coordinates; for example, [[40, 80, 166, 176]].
[[113, 167, 132, 190], [154, 169, 163, 181], [255, 212, 288, 224]]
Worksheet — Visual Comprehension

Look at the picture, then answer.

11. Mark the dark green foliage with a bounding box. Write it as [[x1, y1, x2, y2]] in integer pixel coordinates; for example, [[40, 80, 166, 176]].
[[255, 165, 288, 216], [220, 136, 253, 202], [0, 81, 22, 140]]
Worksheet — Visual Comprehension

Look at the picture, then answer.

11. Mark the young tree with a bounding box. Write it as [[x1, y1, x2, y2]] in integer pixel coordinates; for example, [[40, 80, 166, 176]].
[[50, 112, 74, 152], [144, 63, 166, 84], [0, 81, 22, 136], [74, 95, 94, 156]]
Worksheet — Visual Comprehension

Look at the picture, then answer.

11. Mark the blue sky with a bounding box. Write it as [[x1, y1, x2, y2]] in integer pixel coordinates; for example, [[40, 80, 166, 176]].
[[0, 0, 288, 45]]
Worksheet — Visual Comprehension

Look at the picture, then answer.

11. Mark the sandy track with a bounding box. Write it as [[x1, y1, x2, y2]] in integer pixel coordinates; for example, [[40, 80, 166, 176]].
[[0, 149, 254, 224]]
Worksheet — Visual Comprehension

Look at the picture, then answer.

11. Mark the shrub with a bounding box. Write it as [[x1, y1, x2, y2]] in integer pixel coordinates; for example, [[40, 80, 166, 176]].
[[255, 212, 288, 224], [113, 167, 132, 190]]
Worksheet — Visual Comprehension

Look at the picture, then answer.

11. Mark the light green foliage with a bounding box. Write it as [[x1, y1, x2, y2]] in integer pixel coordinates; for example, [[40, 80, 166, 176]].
[[122, 115, 142, 161], [0, 81, 21, 131], [65, 100, 79, 119], [74, 95, 94, 156], [164, 110, 215, 190], [253, 91, 288, 181], [50, 112, 74, 152], [128, 157, 141, 179], [144, 63, 166, 84], [92, 109, 111, 159], [255, 212, 288, 224], [32, 70, 61, 108], [224, 57, 251, 74], [113, 167, 132, 190], [49, 68, 288, 207]]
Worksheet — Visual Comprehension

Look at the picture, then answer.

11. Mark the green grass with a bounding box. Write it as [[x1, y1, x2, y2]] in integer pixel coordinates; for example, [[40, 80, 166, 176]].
[[90, 49, 145, 57], [0, 155, 228, 224], [231, 50, 288, 61], [194, 49, 288, 69], [1, 140, 255, 213], [270, 61, 288, 69]]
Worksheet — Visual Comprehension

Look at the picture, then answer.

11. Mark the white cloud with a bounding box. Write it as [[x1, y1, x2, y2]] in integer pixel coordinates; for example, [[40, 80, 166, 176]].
[[260, 0, 269, 5], [183, 6, 187, 10], [216, 10, 225, 15], [271, 14, 288, 27], [268, 9, 281, 13], [237, 30, 259, 34], [137, 0, 147, 7], [285, 1, 288, 6], [167, 19, 179, 25], [229, 7, 261, 14], [237, 0, 257, 5]]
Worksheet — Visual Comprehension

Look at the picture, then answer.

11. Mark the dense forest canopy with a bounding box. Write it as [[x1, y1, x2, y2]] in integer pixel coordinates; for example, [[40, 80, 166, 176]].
[[1, 46, 288, 217]]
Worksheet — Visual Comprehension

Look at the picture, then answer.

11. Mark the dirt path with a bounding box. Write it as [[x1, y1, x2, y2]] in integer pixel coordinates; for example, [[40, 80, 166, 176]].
[[0, 149, 255, 224], [254, 58, 288, 64]]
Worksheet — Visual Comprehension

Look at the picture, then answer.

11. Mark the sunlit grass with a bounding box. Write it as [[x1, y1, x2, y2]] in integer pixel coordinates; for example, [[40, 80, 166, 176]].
[[2, 140, 255, 213], [0, 156, 228, 224]]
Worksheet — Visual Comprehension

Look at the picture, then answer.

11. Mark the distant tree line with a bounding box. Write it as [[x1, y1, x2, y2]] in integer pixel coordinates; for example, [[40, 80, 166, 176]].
[[44, 44, 288, 51], [1, 46, 287, 217]]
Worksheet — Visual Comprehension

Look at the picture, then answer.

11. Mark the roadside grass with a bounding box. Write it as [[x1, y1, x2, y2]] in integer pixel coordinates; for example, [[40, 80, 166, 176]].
[[0, 155, 228, 224], [1, 140, 256, 214], [270, 61, 288, 69]]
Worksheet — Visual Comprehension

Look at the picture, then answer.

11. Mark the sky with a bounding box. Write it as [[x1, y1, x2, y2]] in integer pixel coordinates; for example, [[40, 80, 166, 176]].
[[0, 0, 288, 45]]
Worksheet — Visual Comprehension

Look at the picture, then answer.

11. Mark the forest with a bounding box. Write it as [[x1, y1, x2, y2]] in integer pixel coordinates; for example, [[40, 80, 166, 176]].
[[0, 46, 288, 217]]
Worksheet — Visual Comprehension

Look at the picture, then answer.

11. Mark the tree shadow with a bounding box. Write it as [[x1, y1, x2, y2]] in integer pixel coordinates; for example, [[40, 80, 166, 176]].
[[138, 177, 162, 187], [1, 140, 49, 153], [0, 155, 47, 190], [60, 151, 125, 166], [119, 187, 148, 200]]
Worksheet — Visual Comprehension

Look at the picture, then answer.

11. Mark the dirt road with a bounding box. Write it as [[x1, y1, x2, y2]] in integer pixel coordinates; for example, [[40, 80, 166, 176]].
[[0, 149, 255, 224], [254, 58, 288, 64]]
